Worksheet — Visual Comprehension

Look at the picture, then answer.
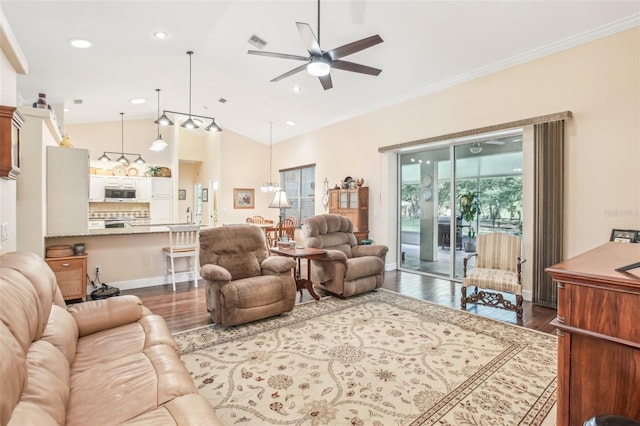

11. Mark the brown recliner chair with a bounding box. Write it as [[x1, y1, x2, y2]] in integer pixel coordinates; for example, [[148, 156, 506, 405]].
[[199, 225, 297, 326], [302, 214, 388, 298]]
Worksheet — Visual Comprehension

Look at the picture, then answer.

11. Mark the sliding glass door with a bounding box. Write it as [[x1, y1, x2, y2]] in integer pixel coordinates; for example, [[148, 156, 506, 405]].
[[399, 132, 523, 281]]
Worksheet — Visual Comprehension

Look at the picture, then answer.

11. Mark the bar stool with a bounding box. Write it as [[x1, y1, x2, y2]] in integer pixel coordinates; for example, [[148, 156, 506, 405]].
[[162, 224, 200, 291]]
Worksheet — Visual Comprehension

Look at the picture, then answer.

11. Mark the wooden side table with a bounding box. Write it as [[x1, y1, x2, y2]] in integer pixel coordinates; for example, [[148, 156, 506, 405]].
[[270, 247, 326, 301], [45, 254, 87, 301]]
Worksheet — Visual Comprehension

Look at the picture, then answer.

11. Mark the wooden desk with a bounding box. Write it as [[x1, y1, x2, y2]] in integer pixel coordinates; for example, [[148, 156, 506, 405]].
[[545, 242, 640, 426], [270, 247, 326, 301]]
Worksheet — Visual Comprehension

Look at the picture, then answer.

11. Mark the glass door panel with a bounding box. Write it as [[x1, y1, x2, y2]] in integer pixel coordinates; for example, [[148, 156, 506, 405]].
[[399, 147, 451, 277]]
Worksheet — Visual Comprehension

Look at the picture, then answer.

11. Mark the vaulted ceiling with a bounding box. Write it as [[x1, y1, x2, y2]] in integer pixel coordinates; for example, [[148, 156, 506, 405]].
[[3, 1, 638, 144]]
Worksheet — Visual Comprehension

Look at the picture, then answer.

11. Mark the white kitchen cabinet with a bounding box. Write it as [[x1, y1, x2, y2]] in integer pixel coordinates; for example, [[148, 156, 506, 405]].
[[105, 176, 135, 188], [150, 177, 172, 221], [89, 176, 105, 202], [47, 146, 89, 235], [136, 177, 150, 202]]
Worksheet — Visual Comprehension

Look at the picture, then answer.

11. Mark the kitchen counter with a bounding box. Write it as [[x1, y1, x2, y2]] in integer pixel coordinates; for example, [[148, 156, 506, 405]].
[[47, 222, 201, 238]]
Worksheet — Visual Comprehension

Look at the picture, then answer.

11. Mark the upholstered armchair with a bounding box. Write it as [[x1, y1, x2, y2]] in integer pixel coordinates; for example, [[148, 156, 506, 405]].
[[461, 232, 525, 319], [302, 214, 388, 298], [199, 225, 297, 326]]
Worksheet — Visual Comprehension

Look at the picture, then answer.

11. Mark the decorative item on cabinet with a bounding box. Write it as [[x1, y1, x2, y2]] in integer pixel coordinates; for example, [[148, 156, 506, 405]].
[[32, 93, 51, 110], [60, 134, 73, 148]]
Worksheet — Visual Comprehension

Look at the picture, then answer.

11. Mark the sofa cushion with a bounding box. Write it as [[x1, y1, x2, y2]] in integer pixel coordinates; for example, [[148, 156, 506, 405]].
[[67, 345, 196, 425], [41, 304, 78, 365], [120, 394, 219, 425]]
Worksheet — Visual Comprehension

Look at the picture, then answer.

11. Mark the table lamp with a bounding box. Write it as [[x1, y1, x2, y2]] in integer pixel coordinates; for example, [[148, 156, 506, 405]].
[[269, 190, 291, 241]]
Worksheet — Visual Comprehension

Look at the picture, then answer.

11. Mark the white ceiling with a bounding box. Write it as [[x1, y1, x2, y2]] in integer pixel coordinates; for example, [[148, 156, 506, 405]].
[[3, 1, 639, 144]]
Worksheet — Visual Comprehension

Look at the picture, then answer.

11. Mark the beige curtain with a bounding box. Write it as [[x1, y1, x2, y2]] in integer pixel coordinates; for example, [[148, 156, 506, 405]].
[[533, 120, 564, 308]]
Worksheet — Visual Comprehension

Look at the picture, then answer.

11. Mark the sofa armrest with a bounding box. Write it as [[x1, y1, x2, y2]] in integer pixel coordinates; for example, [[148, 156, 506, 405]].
[[68, 295, 144, 337], [262, 256, 296, 274], [352, 244, 388, 259], [200, 264, 232, 282]]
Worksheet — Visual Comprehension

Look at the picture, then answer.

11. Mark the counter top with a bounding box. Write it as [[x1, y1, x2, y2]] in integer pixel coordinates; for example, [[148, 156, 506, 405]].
[[46, 223, 206, 238]]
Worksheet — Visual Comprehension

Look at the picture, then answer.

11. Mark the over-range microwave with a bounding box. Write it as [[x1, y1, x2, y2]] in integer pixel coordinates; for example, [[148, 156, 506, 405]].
[[105, 187, 136, 202]]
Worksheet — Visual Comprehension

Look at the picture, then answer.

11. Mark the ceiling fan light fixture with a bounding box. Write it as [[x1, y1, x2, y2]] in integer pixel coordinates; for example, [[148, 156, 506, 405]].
[[307, 57, 331, 76]]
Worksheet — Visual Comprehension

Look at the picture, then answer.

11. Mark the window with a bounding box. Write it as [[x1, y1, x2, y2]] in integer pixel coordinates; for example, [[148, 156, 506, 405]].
[[280, 164, 315, 226]]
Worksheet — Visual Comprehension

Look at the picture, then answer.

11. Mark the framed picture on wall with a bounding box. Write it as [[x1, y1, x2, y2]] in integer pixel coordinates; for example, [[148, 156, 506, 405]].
[[178, 189, 186, 200], [233, 188, 254, 209], [610, 229, 639, 243]]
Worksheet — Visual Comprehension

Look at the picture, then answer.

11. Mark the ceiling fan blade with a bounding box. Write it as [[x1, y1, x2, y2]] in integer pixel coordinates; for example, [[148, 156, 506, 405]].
[[332, 60, 382, 76], [296, 22, 322, 56], [327, 35, 383, 60], [270, 63, 308, 82], [485, 139, 506, 145], [248, 50, 309, 62], [319, 73, 333, 90]]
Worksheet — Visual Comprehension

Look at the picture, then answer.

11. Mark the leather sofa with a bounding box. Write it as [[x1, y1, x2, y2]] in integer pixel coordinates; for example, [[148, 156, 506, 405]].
[[302, 214, 388, 298], [0, 251, 222, 426], [199, 225, 297, 327]]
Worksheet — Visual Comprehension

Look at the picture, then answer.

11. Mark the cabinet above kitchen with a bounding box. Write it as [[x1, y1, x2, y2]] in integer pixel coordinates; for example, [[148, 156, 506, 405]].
[[89, 175, 151, 203]]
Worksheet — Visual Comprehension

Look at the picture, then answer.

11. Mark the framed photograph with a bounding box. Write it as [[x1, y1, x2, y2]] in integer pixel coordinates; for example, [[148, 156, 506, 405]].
[[610, 229, 639, 243], [202, 188, 208, 202], [0, 106, 25, 180], [233, 188, 255, 209], [178, 189, 186, 200]]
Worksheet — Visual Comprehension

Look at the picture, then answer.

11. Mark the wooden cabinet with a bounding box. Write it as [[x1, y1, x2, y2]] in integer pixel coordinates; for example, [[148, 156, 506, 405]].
[[328, 187, 369, 243], [545, 242, 640, 426], [46, 254, 88, 301], [89, 176, 105, 201]]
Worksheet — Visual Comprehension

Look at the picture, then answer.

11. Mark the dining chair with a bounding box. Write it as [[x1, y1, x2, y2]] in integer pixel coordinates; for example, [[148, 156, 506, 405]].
[[162, 224, 200, 291]]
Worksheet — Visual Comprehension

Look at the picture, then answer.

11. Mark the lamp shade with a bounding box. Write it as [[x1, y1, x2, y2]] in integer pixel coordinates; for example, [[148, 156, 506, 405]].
[[181, 117, 199, 129], [98, 153, 110, 161], [205, 120, 222, 132], [269, 190, 291, 209], [155, 113, 174, 126]]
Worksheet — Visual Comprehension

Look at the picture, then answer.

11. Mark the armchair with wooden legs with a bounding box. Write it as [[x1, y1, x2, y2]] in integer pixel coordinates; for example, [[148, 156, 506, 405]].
[[461, 232, 526, 319]]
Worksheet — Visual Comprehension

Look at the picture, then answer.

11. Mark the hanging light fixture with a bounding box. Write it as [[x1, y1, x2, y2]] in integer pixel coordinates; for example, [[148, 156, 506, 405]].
[[181, 51, 198, 129], [98, 112, 146, 164], [150, 89, 168, 151], [153, 50, 223, 132], [261, 121, 280, 192]]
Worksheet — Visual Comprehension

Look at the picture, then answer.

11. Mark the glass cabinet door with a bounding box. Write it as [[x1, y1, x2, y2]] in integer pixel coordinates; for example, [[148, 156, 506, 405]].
[[340, 192, 348, 208], [349, 191, 359, 208]]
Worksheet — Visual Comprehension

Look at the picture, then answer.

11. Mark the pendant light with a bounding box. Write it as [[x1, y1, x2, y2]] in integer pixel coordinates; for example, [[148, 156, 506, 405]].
[[181, 51, 198, 129], [116, 113, 128, 163], [261, 121, 280, 192], [150, 88, 168, 151]]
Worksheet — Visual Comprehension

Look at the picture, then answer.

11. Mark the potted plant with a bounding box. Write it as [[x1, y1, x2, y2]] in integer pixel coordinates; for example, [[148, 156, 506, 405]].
[[458, 191, 481, 252], [146, 165, 161, 177]]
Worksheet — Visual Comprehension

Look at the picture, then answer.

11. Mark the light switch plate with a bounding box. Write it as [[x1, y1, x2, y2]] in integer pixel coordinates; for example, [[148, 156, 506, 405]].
[[1, 223, 8, 241]]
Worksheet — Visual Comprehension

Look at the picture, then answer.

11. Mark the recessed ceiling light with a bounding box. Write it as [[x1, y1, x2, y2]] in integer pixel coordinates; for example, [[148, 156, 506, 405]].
[[292, 85, 302, 93], [64, 107, 70, 112], [70, 39, 92, 48], [153, 31, 168, 39], [130, 98, 146, 105], [285, 120, 296, 126]]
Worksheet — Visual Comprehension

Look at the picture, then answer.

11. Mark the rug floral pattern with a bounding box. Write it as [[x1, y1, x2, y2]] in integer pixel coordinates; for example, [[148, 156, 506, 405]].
[[175, 290, 556, 425]]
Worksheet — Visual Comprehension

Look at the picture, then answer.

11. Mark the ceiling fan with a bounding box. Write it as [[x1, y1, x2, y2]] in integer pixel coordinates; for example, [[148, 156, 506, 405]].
[[247, 0, 383, 90]]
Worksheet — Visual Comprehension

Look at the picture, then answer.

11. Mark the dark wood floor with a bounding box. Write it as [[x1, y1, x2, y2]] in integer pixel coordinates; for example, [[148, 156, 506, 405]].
[[122, 270, 558, 335]]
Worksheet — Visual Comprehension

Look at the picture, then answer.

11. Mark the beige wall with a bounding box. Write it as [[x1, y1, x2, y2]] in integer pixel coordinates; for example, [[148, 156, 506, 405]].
[[273, 27, 640, 263]]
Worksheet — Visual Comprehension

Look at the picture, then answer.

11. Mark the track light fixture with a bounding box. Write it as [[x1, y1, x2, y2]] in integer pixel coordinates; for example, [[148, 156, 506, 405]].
[[98, 113, 146, 164], [153, 51, 223, 132]]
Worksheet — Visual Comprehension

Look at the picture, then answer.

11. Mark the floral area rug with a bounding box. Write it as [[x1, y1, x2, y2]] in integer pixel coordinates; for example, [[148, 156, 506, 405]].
[[174, 289, 557, 425]]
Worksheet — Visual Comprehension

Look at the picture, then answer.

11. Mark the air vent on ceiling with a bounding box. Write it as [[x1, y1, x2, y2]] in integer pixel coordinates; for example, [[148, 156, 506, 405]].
[[248, 34, 267, 50], [73, 99, 83, 104], [218, 98, 227, 104]]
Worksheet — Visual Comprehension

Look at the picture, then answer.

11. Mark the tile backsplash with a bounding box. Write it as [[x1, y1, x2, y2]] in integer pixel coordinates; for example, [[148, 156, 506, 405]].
[[89, 202, 149, 219]]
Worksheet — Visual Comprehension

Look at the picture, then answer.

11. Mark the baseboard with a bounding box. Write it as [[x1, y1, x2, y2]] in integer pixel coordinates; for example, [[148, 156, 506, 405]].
[[522, 289, 533, 302], [385, 262, 397, 271], [86, 272, 199, 294]]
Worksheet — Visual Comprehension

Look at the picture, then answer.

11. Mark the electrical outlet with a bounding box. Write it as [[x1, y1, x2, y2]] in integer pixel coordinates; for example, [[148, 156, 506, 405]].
[[95, 266, 101, 274]]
